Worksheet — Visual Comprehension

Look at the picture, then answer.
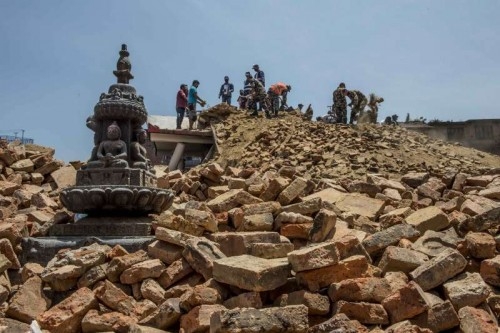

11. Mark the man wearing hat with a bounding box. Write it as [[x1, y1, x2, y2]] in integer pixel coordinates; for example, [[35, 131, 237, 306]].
[[332, 82, 348, 124], [252, 64, 265, 112], [252, 64, 265, 87]]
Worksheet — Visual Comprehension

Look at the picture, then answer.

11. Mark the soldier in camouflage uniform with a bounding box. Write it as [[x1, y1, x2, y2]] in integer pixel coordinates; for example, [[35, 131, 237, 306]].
[[345, 90, 358, 124], [367, 93, 384, 123], [347, 89, 368, 124], [246, 78, 271, 118], [332, 82, 347, 124]]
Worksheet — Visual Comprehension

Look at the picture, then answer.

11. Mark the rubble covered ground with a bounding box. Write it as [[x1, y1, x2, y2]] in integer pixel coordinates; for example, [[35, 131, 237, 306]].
[[0, 108, 500, 332]]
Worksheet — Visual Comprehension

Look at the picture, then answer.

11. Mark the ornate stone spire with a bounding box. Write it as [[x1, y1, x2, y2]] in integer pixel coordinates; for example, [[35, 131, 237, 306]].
[[113, 44, 134, 84]]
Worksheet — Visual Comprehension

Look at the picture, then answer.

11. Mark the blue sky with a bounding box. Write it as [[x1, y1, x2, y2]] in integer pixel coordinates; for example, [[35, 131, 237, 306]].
[[1, 1, 499, 162]]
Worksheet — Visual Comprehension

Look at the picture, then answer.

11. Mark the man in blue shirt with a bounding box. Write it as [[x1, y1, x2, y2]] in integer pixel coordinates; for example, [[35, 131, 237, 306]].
[[187, 80, 206, 130], [218, 76, 234, 105]]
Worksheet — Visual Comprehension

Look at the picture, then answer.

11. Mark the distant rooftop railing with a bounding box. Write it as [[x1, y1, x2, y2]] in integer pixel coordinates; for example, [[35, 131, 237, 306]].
[[0, 135, 34, 144]]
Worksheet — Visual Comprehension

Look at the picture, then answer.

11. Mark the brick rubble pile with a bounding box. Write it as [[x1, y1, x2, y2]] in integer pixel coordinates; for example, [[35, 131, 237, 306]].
[[0, 139, 76, 243], [1, 111, 500, 332]]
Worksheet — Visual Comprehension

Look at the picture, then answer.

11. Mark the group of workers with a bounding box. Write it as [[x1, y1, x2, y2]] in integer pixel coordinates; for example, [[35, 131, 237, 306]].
[[234, 64, 292, 119], [175, 64, 292, 129], [175, 66, 384, 130], [175, 80, 207, 130], [327, 82, 384, 125]]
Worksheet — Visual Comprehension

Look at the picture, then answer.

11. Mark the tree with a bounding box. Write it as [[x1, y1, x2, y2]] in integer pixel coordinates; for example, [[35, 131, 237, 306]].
[[405, 113, 410, 123]]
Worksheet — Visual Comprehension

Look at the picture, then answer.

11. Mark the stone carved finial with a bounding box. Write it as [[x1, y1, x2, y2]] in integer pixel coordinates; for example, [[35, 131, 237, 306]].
[[113, 44, 134, 84]]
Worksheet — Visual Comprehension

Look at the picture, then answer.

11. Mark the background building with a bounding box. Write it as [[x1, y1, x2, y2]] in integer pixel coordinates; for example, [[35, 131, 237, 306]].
[[402, 119, 500, 155]]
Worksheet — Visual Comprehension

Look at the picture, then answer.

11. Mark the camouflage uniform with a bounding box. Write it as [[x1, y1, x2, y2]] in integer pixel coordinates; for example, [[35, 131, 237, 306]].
[[332, 88, 347, 124], [246, 79, 270, 117], [348, 90, 367, 124], [367, 93, 384, 123]]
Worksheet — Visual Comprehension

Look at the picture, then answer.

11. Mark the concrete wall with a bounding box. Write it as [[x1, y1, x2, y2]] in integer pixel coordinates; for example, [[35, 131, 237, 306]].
[[403, 119, 500, 155]]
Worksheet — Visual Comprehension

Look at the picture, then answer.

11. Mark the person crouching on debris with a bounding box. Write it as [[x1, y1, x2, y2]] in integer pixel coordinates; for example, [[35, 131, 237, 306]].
[[237, 89, 248, 110], [246, 78, 271, 118], [267, 82, 291, 117], [367, 93, 384, 124], [176, 84, 188, 129], [348, 89, 368, 124], [187, 80, 207, 130], [384, 114, 399, 125]]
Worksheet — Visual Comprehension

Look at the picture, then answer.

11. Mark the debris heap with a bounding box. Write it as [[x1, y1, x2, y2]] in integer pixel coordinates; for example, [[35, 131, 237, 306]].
[[0, 140, 76, 240], [1, 110, 500, 332], [212, 111, 499, 179]]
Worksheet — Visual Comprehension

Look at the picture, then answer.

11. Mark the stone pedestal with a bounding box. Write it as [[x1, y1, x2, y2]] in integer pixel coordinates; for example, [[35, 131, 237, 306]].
[[48, 216, 154, 237], [21, 236, 155, 266]]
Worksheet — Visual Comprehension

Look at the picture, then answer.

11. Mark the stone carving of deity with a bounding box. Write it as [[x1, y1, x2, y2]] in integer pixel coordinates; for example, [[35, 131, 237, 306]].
[[87, 121, 128, 168], [130, 129, 154, 172]]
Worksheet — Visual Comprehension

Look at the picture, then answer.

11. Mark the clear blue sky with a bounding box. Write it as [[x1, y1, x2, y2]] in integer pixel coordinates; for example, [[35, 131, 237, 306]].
[[1, 1, 499, 162]]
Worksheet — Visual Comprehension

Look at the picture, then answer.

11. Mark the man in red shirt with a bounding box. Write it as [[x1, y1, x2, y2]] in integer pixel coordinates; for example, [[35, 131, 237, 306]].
[[176, 84, 188, 129], [267, 82, 291, 117]]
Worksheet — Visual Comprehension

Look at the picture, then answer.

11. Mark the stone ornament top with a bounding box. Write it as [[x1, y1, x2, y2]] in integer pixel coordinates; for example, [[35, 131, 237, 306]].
[[113, 43, 134, 84]]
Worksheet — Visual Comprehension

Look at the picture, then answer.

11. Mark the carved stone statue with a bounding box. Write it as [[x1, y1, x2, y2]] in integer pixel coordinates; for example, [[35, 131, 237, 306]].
[[61, 44, 173, 216], [87, 121, 128, 168], [131, 129, 154, 172]]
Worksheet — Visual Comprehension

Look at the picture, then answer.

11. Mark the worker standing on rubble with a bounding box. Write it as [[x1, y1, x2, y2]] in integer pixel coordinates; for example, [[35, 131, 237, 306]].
[[187, 80, 206, 130], [347, 89, 368, 124], [243, 72, 254, 111], [332, 82, 348, 124], [176, 84, 188, 129], [252, 64, 265, 112], [367, 93, 384, 124], [218, 76, 234, 105], [252, 64, 265, 87], [246, 78, 271, 118], [267, 82, 291, 117]]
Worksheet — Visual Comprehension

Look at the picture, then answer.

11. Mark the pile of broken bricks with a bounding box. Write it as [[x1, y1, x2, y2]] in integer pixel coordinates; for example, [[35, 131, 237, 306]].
[[1, 158, 499, 332], [209, 111, 500, 181], [0, 140, 76, 275]]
